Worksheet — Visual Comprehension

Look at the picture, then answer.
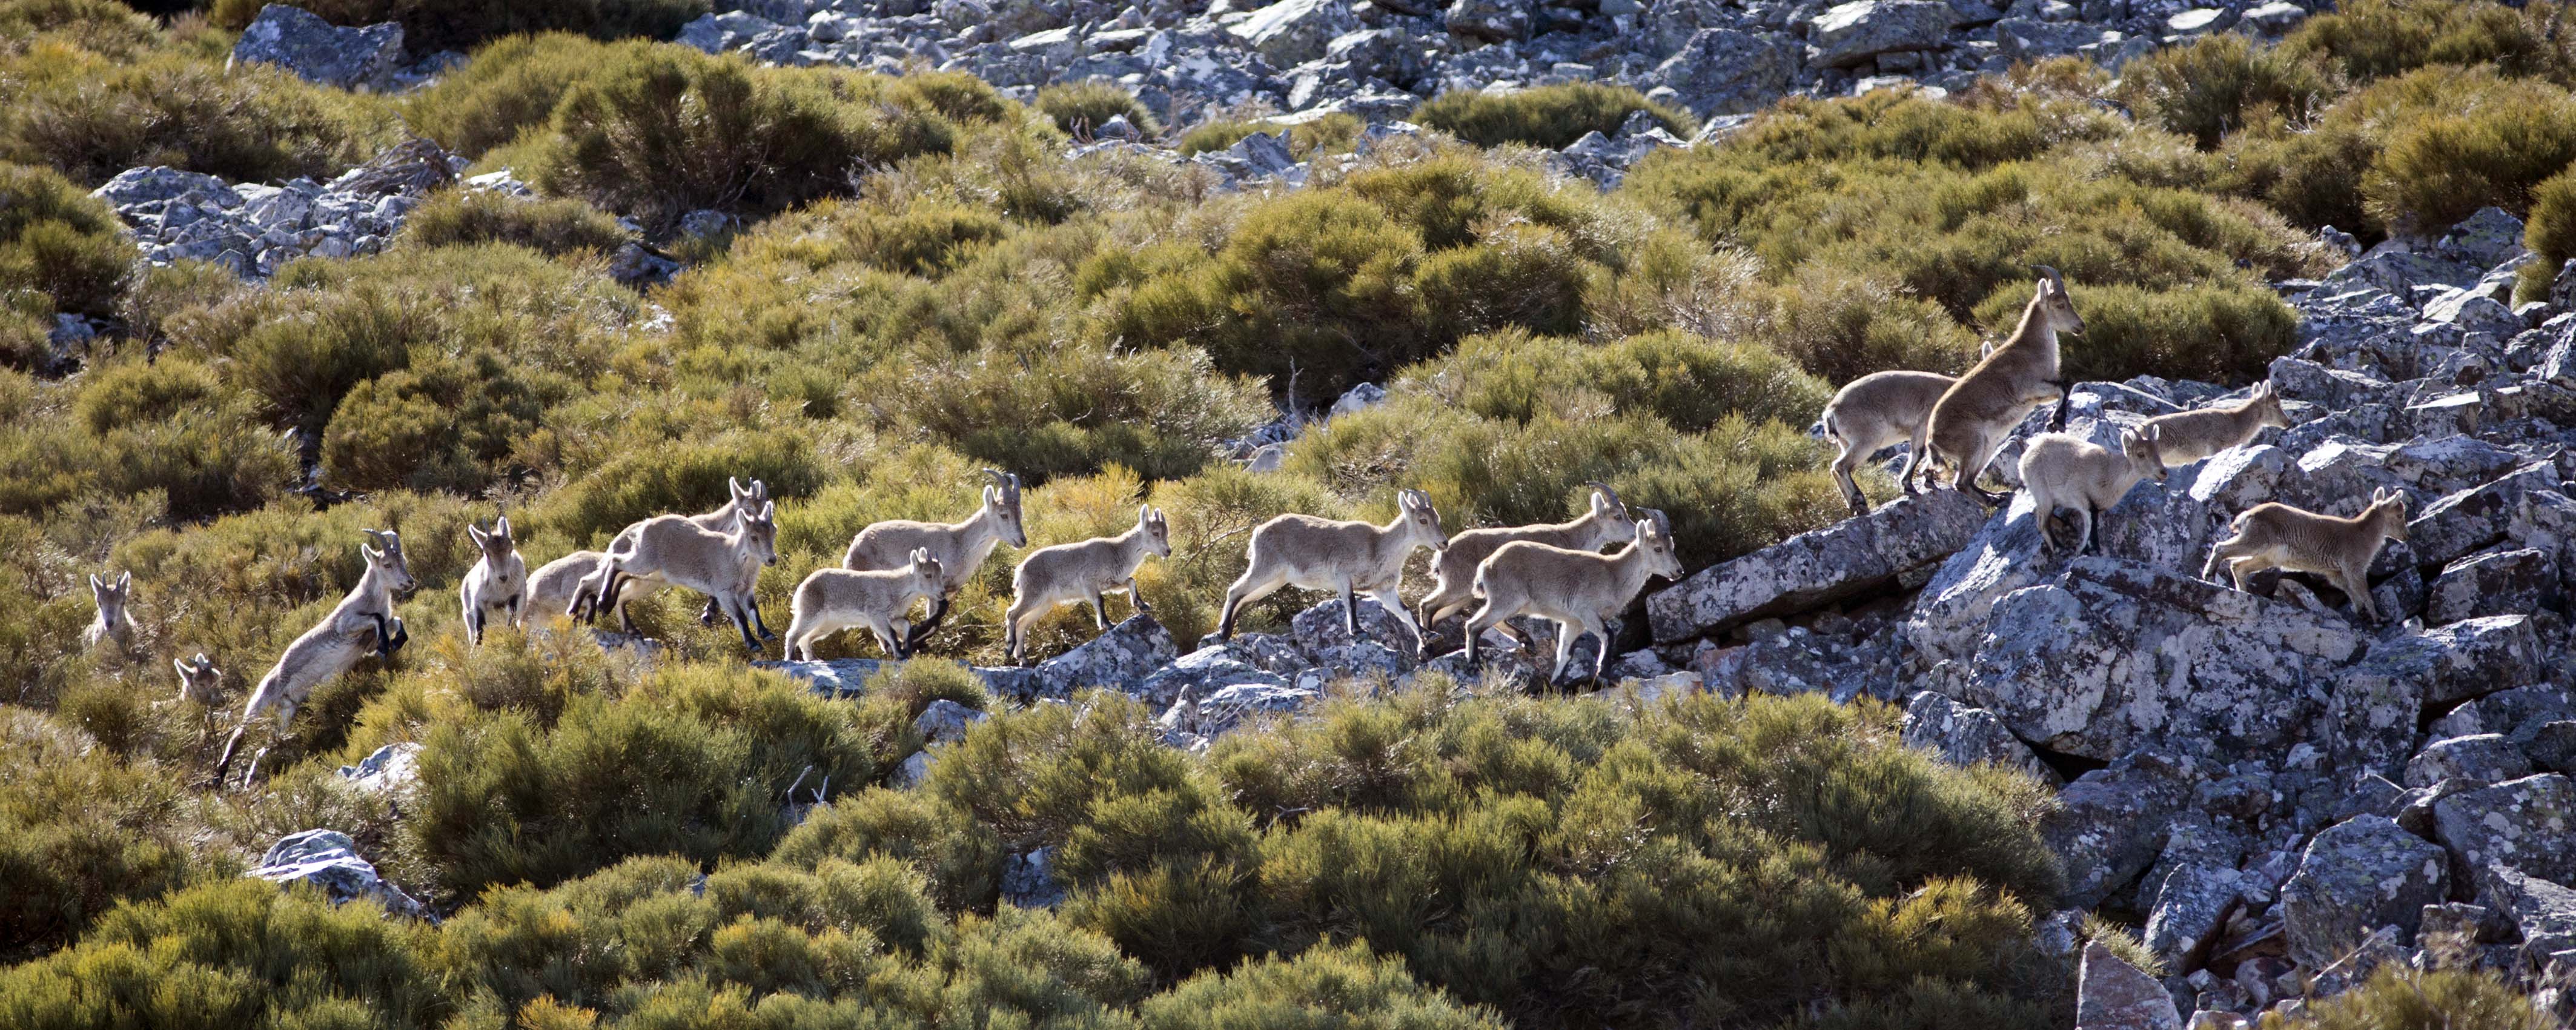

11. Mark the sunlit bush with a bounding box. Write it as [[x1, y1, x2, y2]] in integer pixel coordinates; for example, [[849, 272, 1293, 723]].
[[1414, 82, 1695, 149]]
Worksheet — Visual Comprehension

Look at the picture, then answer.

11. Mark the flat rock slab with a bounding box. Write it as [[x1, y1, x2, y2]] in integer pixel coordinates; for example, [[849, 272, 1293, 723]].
[[1649, 488, 1986, 643]]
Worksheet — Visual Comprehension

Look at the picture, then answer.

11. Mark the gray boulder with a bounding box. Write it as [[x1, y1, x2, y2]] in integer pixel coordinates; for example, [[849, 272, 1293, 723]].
[[986, 614, 1179, 701], [2425, 548, 2559, 624], [246, 829, 428, 918], [1652, 28, 1803, 118], [913, 699, 987, 743], [2406, 734, 2535, 789], [2526, 721, 2576, 774], [679, 10, 786, 53], [2431, 774, 2576, 895], [2046, 748, 2199, 909], [2432, 682, 2576, 742], [336, 742, 420, 797], [1230, 0, 1359, 65], [231, 4, 405, 91], [2277, 815, 2448, 969], [1443, 0, 1528, 41], [2482, 865, 2576, 958], [2408, 461, 2562, 571], [2076, 940, 2183, 1030], [1809, 0, 1956, 67], [2139, 817, 2250, 971], [1901, 690, 2059, 783], [1137, 645, 1297, 710], [1650, 488, 1985, 643], [1001, 846, 1064, 908]]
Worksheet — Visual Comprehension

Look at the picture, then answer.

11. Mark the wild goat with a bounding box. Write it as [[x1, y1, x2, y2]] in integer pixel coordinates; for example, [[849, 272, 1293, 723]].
[[84, 571, 134, 653], [1217, 488, 1446, 654], [174, 652, 221, 706], [844, 469, 1026, 652], [2200, 487, 2411, 624], [781, 548, 945, 661], [460, 516, 527, 645], [214, 530, 416, 781], [575, 477, 769, 633], [1821, 373, 1958, 516], [1465, 509, 1683, 683], [590, 501, 780, 651], [524, 550, 607, 626], [1004, 505, 1171, 665], [1414, 482, 1635, 657], [1925, 267, 2085, 506], [2142, 381, 2288, 467], [2018, 425, 2168, 557]]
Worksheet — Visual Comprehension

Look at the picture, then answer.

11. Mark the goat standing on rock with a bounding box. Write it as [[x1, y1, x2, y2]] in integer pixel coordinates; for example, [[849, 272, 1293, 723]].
[[1821, 371, 1959, 516], [1465, 508, 1683, 683], [1217, 488, 1446, 654], [1004, 505, 1171, 665], [2202, 488, 2411, 625], [1925, 266, 2085, 506], [2019, 425, 2168, 557], [2142, 380, 2288, 467], [214, 530, 416, 783], [844, 469, 1027, 653], [1414, 482, 1635, 658], [783, 547, 945, 661]]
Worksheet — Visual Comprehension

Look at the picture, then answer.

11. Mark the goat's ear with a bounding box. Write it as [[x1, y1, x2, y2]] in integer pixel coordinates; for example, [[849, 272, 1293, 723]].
[[88, 574, 101, 592], [362, 544, 383, 563], [758, 501, 775, 522], [1138, 503, 1151, 524], [466, 523, 488, 548], [116, 570, 130, 591], [729, 477, 747, 502], [175, 658, 192, 679], [494, 515, 511, 538]]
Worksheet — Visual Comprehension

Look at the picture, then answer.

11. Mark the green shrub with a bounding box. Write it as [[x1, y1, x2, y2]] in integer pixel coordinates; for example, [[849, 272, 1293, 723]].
[[1415, 222, 1595, 339], [0, 711, 214, 962], [397, 188, 629, 258], [0, 161, 130, 319], [1406, 328, 1830, 436], [1034, 81, 1161, 138], [2115, 32, 2334, 148], [1137, 940, 1505, 1029], [2283, 0, 2576, 85], [2359, 74, 2576, 233], [1414, 82, 1695, 150], [1981, 279, 2297, 385], [530, 50, 956, 230], [0, 46, 396, 187], [405, 34, 637, 159], [0, 0, 161, 60], [1176, 113, 1366, 158], [2518, 167, 2576, 301], [2270, 966, 2549, 1029], [210, 0, 708, 52], [889, 70, 1015, 125], [322, 351, 569, 494]]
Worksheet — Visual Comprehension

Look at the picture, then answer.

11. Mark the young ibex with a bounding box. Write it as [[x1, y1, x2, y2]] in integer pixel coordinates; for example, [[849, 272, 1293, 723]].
[[214, 530, 417, 781], [844, 469, 1027, 652], [174, 652, 221, 706], [525, 550, 607, 626], [2200, 487, 2411, 624], [1822, 372, 1958, 516], [2018, 425, 2168, 557], [1004, 505, 1171, 665], [1217, 488, 1447, 653], [781, 548, 945, 661], [1925, 266, 2085, 506], [575, 477, 769, 633], [2142, 381, 2288, 467], [460, 516, 526, 646], [590, 501, 780, 651], [1414, 482, 1635, 657], [1464, 508, 1683, 683], [84, 571, 134, 653]]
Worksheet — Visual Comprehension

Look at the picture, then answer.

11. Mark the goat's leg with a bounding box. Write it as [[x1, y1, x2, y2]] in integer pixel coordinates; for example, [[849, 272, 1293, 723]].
[[372, 613, 396, 659], [1547, 619, 1579, 686], [1579, 614, 1612, 683], [727, 594, 761, 652], [2078, 503, 2099, 556], [1833, 441, 1869, 517], [1090, 592, 1110, 631], [2047, 380, 2074, 431], [700, 596, 723, 626], [1367, 588, 1425, 660], [1127, 577, 1150, 615], [750, 596, 776, 640], [902, 594, 950, 653], [1342, 581, 1360, 637]]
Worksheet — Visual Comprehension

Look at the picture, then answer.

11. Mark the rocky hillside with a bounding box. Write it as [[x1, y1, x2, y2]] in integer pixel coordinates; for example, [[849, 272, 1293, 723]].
[[12, 0, 2576, 1026]]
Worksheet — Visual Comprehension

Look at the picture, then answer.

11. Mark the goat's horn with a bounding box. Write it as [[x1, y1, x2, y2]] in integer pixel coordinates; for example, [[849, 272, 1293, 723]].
[[1583, 480, 1626, 509], [2032, 264, 2065, 287]]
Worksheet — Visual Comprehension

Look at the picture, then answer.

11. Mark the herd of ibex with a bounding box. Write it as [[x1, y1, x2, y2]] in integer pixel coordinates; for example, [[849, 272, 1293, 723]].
[[112, 267, 2407, 783]]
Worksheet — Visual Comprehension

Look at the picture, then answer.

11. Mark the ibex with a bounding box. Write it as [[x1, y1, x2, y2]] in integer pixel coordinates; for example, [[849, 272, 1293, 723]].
[[2018, 425, 2167, 557], [2142, 381, 2287, 467], [525, 550, 607, 626], [174, 652, 221, 705], [575, 477, 769, 633], [84, 571, 134, 653], [1821, 371, 1958, 516], [2200, 487, 2411, 624], [214, 530, 417, 782], [590, 501, 780, 651], [460, 516, 526, 646], [1464, 508, 1682, 683], [1414, 482, 1635, 657], [1004, 505, 1171, 665], [1925, 266, 2085, 506], [1216, 488, 1446, 654], [780, 548, 945, 661], [844, 469, 1026, 652]]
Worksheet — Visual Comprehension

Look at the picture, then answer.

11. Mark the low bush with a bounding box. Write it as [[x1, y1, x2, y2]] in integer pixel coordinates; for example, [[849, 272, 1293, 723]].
[[0, 161, 130, 320], [1414, 82, 1695, 150], [2116, 32, 2334, 148], [2270, 966, 2550, 1029], [1175, 113, 1365, 158], [0, 0, 159, 60], [2519, 167, 2576, 301], [0, 45, 397, 187], [396, 188, 629, 258], [1035, 81, 1161, 138], [2282, 0, 2576, 85], [210, 0, 708, 52], [0, 711, 215, 962], [405, 34, 637, 159], [322, 351, 571, 494]]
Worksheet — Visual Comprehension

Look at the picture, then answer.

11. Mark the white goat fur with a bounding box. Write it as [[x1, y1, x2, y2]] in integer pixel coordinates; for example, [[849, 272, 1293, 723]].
[[1822, 371, 1958, 516], [596, 501, 780, 651], [2141, 381, 2288, 467], [2018, 425, 2168, 557], [1925, 268, 2085, 505], [84, 571, 134, 653], [215, 530, 417, 782], [783, 548, 945, 660], [1217, 488, 1447, 654], [461, 516, 527, 645], [1464, 510, 1683, 682], [1415, 483, 1634, 654], [1005, 505, 1171, 664]]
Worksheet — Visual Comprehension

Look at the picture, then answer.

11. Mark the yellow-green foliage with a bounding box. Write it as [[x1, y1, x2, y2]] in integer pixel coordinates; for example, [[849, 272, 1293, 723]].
[[0, 709, 220, 962], [2264, 966, 2549, 1030], [406, 34, 646, 158], [1414, 82, 1698, 149], [529, 48, 958, 230], [1175, 112, 1365, 157], [2116, 32, 2333, 148], [396, 188, 630, 258], [2518, 167, 2576, 301], [2280, 0, 2576, 85], [0, 0, 160, 61], [1035, 81, 1162, 138], [0, 39, 397, 187], [211, 0, 709, 51], [0, 161, 130, 325]]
